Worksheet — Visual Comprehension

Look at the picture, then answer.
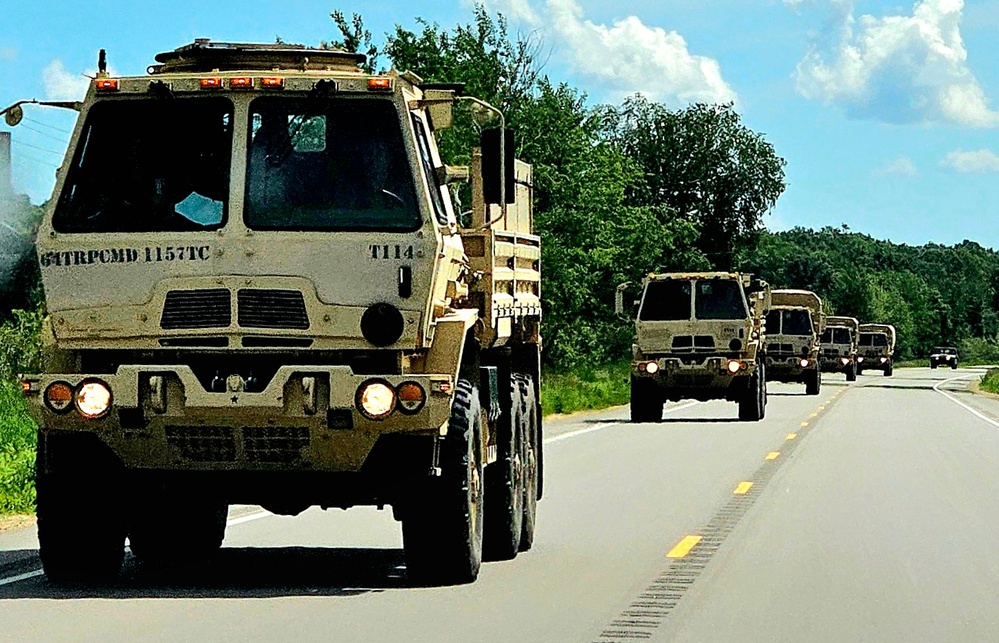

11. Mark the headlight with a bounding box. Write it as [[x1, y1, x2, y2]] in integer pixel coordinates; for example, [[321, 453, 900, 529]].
[[75, 380, 112, 419], [799, 358, 810, 368], [644, 361, 659, 374], [726, 359, 742, 374], [857, 357, 865, 362], [880, 357, 888, 363], [357, 380, 395, 419], [840, 357, 849, 365]]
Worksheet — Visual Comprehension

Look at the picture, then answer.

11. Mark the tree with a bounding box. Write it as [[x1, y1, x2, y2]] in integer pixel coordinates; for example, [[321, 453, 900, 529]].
[[324, 10, 381, 73], [603, 96, 787, 269]]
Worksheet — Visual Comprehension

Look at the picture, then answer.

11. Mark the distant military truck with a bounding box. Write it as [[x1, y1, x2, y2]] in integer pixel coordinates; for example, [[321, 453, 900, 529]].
[[820, 315, 859, 381], [764, 289, 825, 395], [857, 323, 896, 376], [617, 272, 771, 422], [9, 41, 543, 585], [929, 346, 959, 369]]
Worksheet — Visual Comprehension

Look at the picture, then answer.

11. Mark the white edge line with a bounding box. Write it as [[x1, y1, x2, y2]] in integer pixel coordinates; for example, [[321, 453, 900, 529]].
[[0, 509, 275, 587], [932, 374, 999, 430], [544, 401, 699, 445]]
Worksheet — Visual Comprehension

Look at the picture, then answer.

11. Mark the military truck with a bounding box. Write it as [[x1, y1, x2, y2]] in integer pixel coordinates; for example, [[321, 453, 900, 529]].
[[820, 315, 859, 381], [764, 289, 825, 395], [616, 272, 771, 422], [857, 323, 896, 376], [929, 346, 959, 369], [7, 41, 543, 585]]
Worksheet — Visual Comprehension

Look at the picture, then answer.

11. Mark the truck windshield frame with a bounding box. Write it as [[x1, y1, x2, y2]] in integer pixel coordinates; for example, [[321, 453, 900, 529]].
[[860, 333, 889, 347], [821, 327, 852, 344], [53, 97, 234, 233], [244, 96, 422, 232], [767, 309, 813, 336]]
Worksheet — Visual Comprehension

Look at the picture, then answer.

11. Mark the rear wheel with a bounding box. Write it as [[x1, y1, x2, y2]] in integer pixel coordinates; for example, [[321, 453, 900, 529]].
[[403, 379, 484, 585], [518, 375, 539, 553], [738, 368, 764, 421], [630, 377, 663, 422], [36, 434, 127, 584], [483, 375, 525, 562]]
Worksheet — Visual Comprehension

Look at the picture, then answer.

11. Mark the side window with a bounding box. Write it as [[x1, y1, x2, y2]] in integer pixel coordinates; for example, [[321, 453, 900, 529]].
[[411, 115, 449, 225]]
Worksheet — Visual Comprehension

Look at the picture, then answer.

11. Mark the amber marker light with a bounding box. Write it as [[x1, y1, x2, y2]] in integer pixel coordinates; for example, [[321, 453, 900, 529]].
[[261, 77, 285, 88], [229, 76, 253, 89], [200, 77, 223, 89], [367, 77, 393, 91], [44, 382, 75, 413], [397, 382, 426, 415], [95, 79, 119, 92]]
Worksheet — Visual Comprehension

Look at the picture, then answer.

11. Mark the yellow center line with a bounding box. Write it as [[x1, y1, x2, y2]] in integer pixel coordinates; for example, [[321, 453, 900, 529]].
[[766, 451, 780, 460], [733, 481, 753, 495], [667, 535, 702, 558], [809, 412, 819, 418], [786, 433, 797, 440], [800, 421, 809, 427]]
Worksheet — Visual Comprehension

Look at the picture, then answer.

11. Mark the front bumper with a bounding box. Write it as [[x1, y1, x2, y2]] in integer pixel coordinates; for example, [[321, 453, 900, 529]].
[[820, 356, 854, 372], [765, 356, 817, 382], [24, 365, 453, 473], [857, 356, 891, 369], [632, 356, 755, 400]]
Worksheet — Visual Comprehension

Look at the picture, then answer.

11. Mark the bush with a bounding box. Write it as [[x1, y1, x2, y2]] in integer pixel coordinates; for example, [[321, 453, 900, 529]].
[[981, 369, 999, 395], [0, 308, 43, 380], [0, 381, 36, 514], [541, 360, 631, 416]]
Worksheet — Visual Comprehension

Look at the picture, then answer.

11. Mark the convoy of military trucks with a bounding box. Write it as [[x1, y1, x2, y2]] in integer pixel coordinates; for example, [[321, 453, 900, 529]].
[[0, 39, 926, 586]]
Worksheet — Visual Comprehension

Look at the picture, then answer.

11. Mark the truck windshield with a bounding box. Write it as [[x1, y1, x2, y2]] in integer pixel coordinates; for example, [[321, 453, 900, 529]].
[[639, 280, 692, 321], [860, 334, 889, 347], [769, 309, 812, 335], [54, 98, 233, 232], [694, 280, 746, 320], [821, 328, 852, 344], [245, 97, 420, 231]]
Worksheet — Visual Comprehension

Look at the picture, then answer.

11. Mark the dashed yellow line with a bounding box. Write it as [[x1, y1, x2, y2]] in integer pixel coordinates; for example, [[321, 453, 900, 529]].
[[786, 433, 797, 440], [809, 412, 819, 418], [667, 535, 702, 558], [766, 451, 780, 460], [733, 481, 754, 495], [800, 421, 809, 428]]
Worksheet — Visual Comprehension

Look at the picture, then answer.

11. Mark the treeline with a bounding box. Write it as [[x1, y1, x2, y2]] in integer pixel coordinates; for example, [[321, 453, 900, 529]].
[[737, 227, 999, 361]]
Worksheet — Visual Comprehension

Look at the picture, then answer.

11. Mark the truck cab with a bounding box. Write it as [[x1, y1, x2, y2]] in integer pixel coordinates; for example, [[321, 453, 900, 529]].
[[820, 315, 859, 381]]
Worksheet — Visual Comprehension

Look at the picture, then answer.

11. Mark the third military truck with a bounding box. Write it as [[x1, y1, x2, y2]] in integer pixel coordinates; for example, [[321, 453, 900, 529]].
[[619, 272, 771, 423], [10, 40, 542, 585], [857, 323, 896, 376], [764, 289, 825, 395], [820, 315, 859, 381]]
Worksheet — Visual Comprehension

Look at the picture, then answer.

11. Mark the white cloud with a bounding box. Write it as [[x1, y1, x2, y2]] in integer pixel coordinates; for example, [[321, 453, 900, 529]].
[[873, 156, 918, 177], [793, 0, 999, 127], [42, 59, 90, 101], [471, 0, 735, 105], [545, 0, 737, 105], [940, 148, 999, 173]]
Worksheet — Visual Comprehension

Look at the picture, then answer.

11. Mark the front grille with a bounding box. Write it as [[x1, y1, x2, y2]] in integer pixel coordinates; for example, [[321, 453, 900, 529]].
[[768, 343, 793, 354], [244, 426, 310, 463], [166, 426, 236, 462], [674, 374, 714, 387], [694, 335, 715, 349], [238, 289, 310, 330], [672, 335, 693, 349], [160, 289, 231, 330], [823, 348, 840, 357]]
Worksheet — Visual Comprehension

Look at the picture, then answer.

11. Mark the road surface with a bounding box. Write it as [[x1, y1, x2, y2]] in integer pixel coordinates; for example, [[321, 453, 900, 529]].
[[2, 367, 998, 642]]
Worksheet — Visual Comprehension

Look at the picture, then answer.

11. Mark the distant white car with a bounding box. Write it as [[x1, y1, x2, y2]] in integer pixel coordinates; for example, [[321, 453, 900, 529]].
[[929, 346, 959, 369]]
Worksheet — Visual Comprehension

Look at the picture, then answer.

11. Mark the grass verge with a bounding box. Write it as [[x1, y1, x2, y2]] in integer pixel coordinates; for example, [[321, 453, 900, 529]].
[[541, 360, 631, 416], [0, 381, 36, 515], [980, 369, 999, 395]]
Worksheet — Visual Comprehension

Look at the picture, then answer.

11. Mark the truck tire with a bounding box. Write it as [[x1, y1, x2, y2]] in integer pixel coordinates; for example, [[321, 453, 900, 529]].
[[930, 362, 937, 369], [758, 363, 767, 418], [483, 376, 525, 562], [129, 488, 227, 564], [884, 362, 893, 377], [952, 363, 958, 370], [630, 377, 663, 422], [403, 379, 484, 585], [738, 370, 763, 421], [805, 368, 821, 395], [36, 433, 127, 584], [846, 363, 857, 382], [518, 374, 539, 552]]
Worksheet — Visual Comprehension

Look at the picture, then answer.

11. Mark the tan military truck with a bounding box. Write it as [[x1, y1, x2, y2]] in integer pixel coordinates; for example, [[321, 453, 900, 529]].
[[764, 289, 825, 395], [616, 272, 771, 422], [820, 315, 859, 381], [857, 323, 896, 376], [7, 40, 542, 585]]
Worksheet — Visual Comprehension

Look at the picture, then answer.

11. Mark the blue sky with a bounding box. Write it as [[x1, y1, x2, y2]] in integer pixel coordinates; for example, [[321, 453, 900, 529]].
[[2, 0, 999, 248]]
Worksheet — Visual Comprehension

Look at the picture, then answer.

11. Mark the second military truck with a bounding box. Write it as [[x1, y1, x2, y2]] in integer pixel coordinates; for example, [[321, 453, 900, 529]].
[[820, 315, 859, 381], [764, 289, 825, 395], [858, 323, 896, 376], [619, 272, 771, 422]]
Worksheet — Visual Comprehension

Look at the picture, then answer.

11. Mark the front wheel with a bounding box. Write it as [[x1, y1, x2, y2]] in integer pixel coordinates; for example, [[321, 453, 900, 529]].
[[738, 369, 764, 421], [630, 377, 663, 422], [403, 379, 484, 585], [805, 368, 821, 395], [846, 363, 857, 382], [884, 362, 894, 377]]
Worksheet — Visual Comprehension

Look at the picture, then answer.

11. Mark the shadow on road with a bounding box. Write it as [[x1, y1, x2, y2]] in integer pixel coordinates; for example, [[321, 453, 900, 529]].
[[0, 546, 428, 599], [657, 417, 743, 424]]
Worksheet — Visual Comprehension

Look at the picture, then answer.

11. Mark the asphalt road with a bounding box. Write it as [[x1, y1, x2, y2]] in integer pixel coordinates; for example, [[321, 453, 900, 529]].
[[1, 367, 998, 642]]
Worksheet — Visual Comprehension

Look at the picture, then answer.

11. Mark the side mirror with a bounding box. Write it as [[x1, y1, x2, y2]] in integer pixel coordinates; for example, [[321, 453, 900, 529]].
[[481, 128, 515, 205], [4, 105, 23, 127], [421, 88, 456, 131], [615, 282, 632, 317]]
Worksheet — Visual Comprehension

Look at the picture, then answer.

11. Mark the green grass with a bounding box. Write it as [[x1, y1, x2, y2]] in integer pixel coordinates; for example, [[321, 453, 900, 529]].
[[980, 369, 999, 395], [541, 360, 631, 416], [0, 381, 37, 515]]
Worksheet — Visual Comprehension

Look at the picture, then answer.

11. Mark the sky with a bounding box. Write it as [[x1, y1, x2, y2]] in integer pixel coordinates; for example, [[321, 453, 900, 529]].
[[2, 0, 999, 249]]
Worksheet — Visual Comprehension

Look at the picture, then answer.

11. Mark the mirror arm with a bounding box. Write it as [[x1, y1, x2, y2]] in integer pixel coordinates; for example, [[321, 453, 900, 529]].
[[458, 96, 508, 230]]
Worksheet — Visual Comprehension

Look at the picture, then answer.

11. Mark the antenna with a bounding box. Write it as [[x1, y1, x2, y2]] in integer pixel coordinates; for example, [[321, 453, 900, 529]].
[[98, 49, 107, 76]]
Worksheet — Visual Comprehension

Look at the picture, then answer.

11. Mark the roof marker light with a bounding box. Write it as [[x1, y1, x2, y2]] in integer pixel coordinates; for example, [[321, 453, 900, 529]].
[[261, 77, 285, 88], [95, 79, 119, 92], [229, 76, 253, 89], [200, 77, 223, 89], [368, 77, 393, 91]]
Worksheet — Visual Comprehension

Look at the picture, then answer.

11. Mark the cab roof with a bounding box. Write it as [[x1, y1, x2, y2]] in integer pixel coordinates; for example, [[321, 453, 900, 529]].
[[150, 39, 366, 74]]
